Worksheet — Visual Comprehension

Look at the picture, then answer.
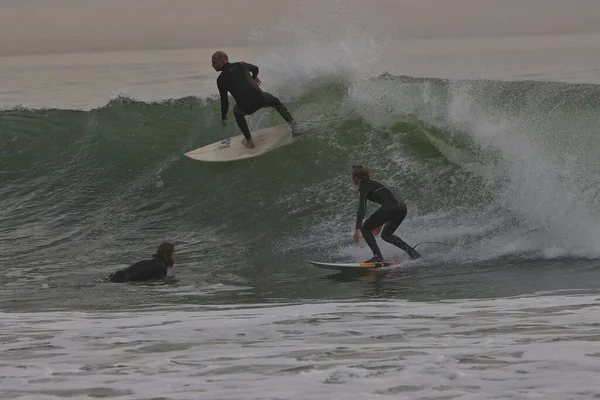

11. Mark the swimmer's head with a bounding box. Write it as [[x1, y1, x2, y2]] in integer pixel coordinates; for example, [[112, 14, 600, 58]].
[[155, 242, 175, 267], [211, 51, 228, 71], [352, 164, 370, 184]]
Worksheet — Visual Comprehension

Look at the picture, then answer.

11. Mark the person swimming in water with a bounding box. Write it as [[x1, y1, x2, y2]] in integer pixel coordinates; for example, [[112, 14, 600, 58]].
[[108, 242, 175, 283], [211, 50, 299, 149], [351, 164, 421, 262]]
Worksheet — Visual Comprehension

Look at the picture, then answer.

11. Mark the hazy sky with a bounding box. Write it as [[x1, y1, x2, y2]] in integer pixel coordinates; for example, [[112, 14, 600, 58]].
[[1, 0, 599, 56]]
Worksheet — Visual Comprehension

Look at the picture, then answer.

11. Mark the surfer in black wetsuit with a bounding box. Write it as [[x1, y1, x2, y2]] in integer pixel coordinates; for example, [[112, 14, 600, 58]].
[[211, 51, 298, 149], [108, 242, 175, 283], [351, 165, 421, 262]]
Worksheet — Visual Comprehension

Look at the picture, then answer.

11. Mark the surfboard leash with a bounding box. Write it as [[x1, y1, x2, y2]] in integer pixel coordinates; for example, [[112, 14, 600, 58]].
[[413, 241, 448, 249]]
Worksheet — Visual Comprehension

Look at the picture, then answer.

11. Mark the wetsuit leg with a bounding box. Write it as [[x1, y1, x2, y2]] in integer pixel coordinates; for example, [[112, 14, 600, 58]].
[[380, 205, 422, 259], [360, 207, 391, 261], [233, 104, 253, 140], [109, 269, 128, 283], [262, 92, 299, 136]]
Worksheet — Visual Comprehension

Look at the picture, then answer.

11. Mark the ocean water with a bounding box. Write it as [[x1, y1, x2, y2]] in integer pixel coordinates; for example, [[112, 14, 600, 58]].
[[3, 9, 600, 400]]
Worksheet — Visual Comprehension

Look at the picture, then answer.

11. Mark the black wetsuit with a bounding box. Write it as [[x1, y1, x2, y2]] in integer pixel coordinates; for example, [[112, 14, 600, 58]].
[[108, 257, 169, 283], [356, 179, 421, 261], [217, 62, 296, 140]]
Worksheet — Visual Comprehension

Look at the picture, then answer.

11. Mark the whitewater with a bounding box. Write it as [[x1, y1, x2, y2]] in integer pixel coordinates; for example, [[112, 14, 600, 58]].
[[3, 3, 600, 399]]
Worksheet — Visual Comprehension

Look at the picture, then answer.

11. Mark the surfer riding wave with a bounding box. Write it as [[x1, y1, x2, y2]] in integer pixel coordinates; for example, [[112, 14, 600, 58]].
[[211, 51, 299, 149], [351, 164, 421, 262]]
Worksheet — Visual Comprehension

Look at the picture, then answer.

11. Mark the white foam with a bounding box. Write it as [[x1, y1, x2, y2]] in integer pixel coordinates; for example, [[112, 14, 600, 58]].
[[1, 294, 599, 399]]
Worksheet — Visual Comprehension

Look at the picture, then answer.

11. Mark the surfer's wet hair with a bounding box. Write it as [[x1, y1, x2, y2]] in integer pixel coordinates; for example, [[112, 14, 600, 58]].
[[352, 164, 370, 180], [154, 242, 175, 267]]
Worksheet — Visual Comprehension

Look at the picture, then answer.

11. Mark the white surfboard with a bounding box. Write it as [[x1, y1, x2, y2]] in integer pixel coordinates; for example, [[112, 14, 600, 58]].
[[184, 124, 294, 162], [308, 260, 406, 271]]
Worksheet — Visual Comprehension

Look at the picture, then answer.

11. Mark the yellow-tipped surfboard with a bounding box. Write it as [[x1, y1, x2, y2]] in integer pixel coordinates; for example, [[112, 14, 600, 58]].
[[308, 260, 405, 271]]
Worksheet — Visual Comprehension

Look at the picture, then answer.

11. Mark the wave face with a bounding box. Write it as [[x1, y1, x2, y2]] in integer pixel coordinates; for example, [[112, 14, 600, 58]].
[[3, 73, 600, 279]]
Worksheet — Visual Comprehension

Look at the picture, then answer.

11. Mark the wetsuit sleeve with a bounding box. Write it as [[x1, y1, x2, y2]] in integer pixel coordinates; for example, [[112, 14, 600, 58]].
[[217, 79, 228, 120], [243, 62, 259, 79], [355, 185, 368, 229]]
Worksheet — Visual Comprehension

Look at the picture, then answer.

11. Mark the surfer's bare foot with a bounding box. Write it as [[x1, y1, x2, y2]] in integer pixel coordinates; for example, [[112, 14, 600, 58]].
[[242, 138, 255, 149]]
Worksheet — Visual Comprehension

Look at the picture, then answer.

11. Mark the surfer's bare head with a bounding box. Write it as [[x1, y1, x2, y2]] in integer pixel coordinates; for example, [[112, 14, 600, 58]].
[[211, 51, 229, 71], [352, 164, 370, 184]]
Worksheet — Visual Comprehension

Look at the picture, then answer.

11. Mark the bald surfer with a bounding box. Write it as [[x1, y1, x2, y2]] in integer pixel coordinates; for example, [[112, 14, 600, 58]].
[[351, 165, 421, 262], [211, 50, 299, 149], [108, 242, 175, 283]]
